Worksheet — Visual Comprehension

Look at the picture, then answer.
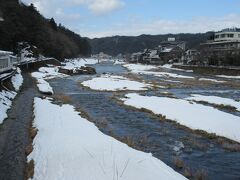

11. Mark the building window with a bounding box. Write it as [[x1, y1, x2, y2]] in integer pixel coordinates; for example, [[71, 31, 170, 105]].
[[215, 35, 219, 39], [228, 34, 234, 38], [221, 34, 226, 38]]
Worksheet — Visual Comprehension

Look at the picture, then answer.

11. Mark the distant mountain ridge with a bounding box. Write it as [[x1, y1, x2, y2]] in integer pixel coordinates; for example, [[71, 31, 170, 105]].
[[89, 33, 213, 56], [0, 0, 91, 60]]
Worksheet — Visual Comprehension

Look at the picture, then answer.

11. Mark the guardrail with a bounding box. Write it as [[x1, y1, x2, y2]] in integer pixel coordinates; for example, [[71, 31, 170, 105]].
[[0, 69, 17, 91]]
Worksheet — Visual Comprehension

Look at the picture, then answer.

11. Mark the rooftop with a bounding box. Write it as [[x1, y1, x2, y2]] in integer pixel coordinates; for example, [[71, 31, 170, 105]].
[[0, 50, 13, 56], [217, 28, 240, 33]]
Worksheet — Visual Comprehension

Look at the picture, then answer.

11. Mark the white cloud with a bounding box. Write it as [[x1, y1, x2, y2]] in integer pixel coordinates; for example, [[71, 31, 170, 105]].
[[22, 0, 124, 16], [80, 14, 240, 38], [88, 0, 125, 15]]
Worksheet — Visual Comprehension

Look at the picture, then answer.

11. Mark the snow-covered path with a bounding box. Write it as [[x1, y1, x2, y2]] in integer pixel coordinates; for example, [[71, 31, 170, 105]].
[[0, 73, 38, 180]]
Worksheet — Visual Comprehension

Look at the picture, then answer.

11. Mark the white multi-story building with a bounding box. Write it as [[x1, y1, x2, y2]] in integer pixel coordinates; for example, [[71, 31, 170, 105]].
[[214, 28, 240, 42], [202, 28, 240, 52], [201, 28, 240, 65]]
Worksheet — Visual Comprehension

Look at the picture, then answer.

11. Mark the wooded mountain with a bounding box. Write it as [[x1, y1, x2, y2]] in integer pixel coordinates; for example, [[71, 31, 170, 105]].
[[0, 0, 91, 60], [89, 33, 214, 56]]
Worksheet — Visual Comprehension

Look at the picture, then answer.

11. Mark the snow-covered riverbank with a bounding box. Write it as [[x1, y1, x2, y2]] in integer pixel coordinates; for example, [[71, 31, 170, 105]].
[[124, 64, 194, 79], [0, 68, 23, 124], [28, 97, 186, 180], [121, 93, 240, 143]]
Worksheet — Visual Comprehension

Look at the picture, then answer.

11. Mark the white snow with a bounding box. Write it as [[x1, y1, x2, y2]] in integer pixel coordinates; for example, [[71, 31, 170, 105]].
[[82, 75, 151, 91], [161, 64, 193, 73], [0, 68, 23, 124], [36, 79, 53, 95], [0, 90, 16, 124], [153, 72, 194, 79], [216, 75, 240, 79], [199, 78, 226, 83], [114, 60, 126, 65], [121, 93, 240, 143], [123, 64, 194, 79], [11, 68, 23, 91], [0, 72, 12, 79], [63, 58, 98, 70], [186, 94, 240, 111], [123, 64, 157, 73], [32, 67, 66, 94], [28, 97, 186, 180], [32, 72, 53, 94]]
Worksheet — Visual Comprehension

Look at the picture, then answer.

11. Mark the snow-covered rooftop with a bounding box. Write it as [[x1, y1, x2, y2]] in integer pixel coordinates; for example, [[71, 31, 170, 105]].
[[161, 48, 173, 53], [0, 50, 13, 56]]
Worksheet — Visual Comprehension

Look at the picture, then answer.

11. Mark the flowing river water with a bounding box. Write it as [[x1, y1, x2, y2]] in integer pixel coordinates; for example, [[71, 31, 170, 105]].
[[49, 62, 240, 180]]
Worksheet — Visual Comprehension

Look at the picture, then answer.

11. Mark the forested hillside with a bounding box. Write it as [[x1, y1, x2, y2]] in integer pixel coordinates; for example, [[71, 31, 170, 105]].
[[0, 0, 91, 60], [89, 33, 214, 56]]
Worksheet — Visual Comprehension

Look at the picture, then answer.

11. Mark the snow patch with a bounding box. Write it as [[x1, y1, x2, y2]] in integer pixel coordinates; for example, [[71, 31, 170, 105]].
[[11, 68, 23, 91], [216, 75, 240, 79], [199, 78, 226, 83], [186, 94, 240, 111], [124, 64, 194, 79], [81, 75, 151, 91], [114, 60, 126, 65], [123, 64, 157, 73], [0, 90, 16, 124], [161, 64, 193, 73]]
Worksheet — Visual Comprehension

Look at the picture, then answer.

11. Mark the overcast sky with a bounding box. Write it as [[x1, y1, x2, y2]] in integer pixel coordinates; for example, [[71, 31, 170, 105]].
[[21, 0, 240, 38]]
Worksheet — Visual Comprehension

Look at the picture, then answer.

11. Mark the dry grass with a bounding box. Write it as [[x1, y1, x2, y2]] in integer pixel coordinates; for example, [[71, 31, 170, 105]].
[[25, 160, 34, 180], [173, 157, 184, 169], [194, 169, 207, 180], [25, 144, 33, 156], [122, 136, 135, 148], [25, 105, 37, 180], [221, 142, 240, 152], [29, 127, 38, 140], [183, 167, 193, 178], [195, 130, 217, 139], [195, 101, 237, 112], [53, 94, 72, 104]]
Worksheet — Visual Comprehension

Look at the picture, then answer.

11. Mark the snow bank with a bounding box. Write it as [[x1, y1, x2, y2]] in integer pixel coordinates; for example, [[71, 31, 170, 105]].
[[1, 68, 23, 124], [82, 75, 151, 91], [124, 64, 194, 79], [216, 75, 240, 79], [123, 64, 157, 73], [153, 72, 194, 79], [186, 94, 240, 111], [0, 90, 16, 124], [36, 79, 53, 95], [122, 93, 240, 143], [63, 58, 98, 70], [161, 64, 193, 73], [28, 97, 186, 180], [11, 68, 23, 91], [114, 60, 126, 65], [32, 73, 53, 94], [32, 67, 66, 94], [199, 78, 226, 83]]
